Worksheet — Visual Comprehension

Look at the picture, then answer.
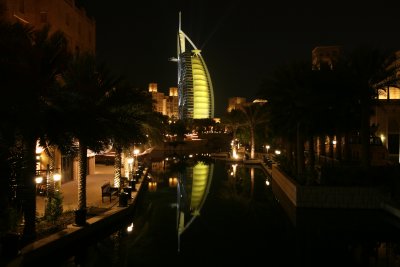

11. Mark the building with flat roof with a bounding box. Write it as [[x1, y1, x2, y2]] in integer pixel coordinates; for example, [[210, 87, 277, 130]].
[[227, 97, 247, 112], [148, 83, 179, 120], [312, 46, 341, 70], [0, 0, 95, 54]]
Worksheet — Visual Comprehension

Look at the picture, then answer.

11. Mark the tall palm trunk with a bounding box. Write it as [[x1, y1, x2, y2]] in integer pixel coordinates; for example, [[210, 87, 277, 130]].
[[250, 124, 255, 159], [296, 122, 305, 182], [307, 135, 316, 185], [360, 107, 371, 168], [250, 168, 254, 198], [328, 135, 334, 159], [76, 140, 87, 226], [336, 133, 343, 161], [45, 145, 55, 198], [344, 132, 351, 161], [21, 136, 37, 244], [44, 145, 55, 218], [114, 145, 122, 190], [319, 135, 326, 157]]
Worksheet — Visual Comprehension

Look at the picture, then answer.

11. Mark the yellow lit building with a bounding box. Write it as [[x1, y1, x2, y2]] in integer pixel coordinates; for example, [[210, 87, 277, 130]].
[[227, 97, 247, 112], [176, 13, 214, 119], [148, 83, 179, 119], [166, 87, 179, 120]]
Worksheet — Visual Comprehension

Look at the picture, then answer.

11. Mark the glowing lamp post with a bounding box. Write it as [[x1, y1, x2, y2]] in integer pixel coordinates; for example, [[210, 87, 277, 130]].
[[266, 145, 270, 155], [127, 157, 134, 180], [35, 176, 43, 195], [35, 176, 43, 184], [54, 173, 61, 192], [133, 149, 140, 174]]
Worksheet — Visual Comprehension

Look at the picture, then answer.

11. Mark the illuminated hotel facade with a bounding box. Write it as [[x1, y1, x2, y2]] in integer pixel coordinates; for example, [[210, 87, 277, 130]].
[[176, 13, 214, 119]]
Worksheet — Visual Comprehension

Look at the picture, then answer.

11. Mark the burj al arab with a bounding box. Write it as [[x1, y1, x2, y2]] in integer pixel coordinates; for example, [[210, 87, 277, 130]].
[[175, 12, 215, 119]]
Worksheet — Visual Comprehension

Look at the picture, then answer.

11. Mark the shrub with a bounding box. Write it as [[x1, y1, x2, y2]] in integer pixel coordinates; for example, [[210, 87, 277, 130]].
[[45, 191, 63, 224]]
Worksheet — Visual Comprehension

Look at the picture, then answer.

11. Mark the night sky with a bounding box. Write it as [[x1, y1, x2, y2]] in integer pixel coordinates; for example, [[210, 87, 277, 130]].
[[77, 0, 400, 117]]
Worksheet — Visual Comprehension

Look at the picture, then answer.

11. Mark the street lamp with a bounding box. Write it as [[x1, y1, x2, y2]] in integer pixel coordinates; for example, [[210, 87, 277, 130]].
[[127, 157, 134, 180], [35, 176, 43, 195], [133, 149, 140, 174], [54, 173, 61, 192], [266, 145, 270, 155]]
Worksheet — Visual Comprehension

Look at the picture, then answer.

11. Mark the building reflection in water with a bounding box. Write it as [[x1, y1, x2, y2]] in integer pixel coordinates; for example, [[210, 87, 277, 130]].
[[177, 160, 214, 251]]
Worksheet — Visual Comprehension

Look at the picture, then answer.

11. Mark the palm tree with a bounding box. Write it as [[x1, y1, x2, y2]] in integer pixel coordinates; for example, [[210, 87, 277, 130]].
[[345, 46, 400, 168], [260, 60, 324, 182], [237, 102, 268, 159], [104, 82, 162, 190], [0, 22, 70, 243], [61, 53, 118, 225], [221, 109, 246, 141]]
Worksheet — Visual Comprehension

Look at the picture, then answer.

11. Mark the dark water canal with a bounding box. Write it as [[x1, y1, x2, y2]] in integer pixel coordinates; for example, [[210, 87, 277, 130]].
[[62, 157, 400, 267]]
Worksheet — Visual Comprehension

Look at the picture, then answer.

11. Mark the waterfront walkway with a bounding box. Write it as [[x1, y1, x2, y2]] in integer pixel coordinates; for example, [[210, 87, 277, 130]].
[[5, 164, 145, 267], [36, 164, 118, 215]]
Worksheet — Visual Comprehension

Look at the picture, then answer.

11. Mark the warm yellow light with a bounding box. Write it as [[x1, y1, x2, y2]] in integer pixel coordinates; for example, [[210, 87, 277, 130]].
[[275, 150, 281, 155], [190, 162, 209, 210], [133, 149, 140, 156], [169, 177, 178, 187], [148, 181, 157, 192], [54, 173, 61, 181], [35, 176, 43, 184], [231, 164, 238, 177], [127, 157, 134, 164], [380, 134, 385, 142], [36, 142, 44, 154], [127, 222, 134, 232]]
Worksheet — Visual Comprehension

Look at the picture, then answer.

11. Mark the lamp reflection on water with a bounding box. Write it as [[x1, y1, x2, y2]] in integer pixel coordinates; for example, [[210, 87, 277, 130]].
[[232, 164, 237, 177], [148, 181, 157, 192], [169, 177, 178, 187], [127, 222, 134, 232]]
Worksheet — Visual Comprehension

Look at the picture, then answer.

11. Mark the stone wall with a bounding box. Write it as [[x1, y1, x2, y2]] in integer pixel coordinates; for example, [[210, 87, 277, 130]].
[[271, 164, 390, 209]]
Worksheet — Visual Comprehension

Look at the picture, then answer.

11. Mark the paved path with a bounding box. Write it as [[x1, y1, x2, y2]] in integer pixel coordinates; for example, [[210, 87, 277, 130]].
[[4, 164, 145, 267], [36, 164, 118, 216]]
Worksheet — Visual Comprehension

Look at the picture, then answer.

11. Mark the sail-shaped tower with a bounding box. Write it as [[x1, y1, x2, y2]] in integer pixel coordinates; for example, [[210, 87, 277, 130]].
[[177, 13, 214, 119]]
